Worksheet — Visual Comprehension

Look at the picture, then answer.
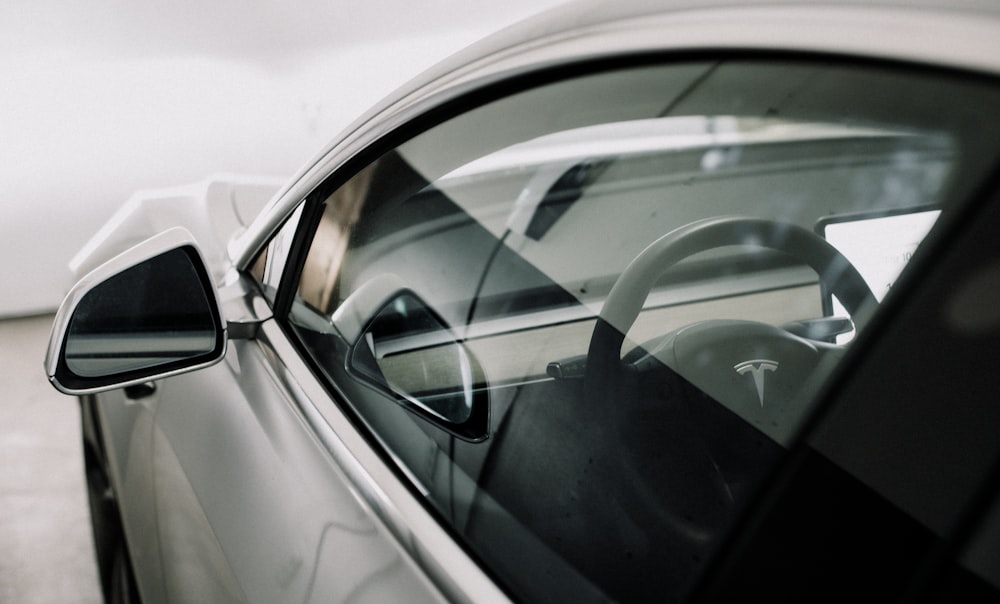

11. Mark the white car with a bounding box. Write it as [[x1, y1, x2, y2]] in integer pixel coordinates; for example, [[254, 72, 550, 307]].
[[46, 0, 1000, 602]]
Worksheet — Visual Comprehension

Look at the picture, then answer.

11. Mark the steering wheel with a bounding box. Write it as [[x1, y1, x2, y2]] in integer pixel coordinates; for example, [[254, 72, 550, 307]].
[[585, 216, 877, 442]]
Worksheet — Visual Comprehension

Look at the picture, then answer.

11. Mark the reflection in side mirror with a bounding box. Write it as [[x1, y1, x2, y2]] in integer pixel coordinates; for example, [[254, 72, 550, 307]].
[[47, 229, 226, 394], [348, 292, 490, 442], [66, 248, 219, 377]]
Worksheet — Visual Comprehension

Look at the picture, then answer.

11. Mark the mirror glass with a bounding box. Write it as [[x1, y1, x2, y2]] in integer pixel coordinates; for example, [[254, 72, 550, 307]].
[[65, 247, 219, 378], [349, 293, 486, 426]]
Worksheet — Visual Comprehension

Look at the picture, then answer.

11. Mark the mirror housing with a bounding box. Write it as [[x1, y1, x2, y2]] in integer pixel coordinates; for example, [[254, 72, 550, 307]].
[[46, 228, 227, 394]]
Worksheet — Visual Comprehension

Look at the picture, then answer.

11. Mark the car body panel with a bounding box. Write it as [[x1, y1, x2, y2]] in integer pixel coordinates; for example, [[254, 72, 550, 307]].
[[94, 319, 461, 603], [146, 338, 442, 603]]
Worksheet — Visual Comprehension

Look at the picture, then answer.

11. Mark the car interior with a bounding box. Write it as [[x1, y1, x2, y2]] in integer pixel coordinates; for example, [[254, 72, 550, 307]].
[[285, 58, 1000, 600]]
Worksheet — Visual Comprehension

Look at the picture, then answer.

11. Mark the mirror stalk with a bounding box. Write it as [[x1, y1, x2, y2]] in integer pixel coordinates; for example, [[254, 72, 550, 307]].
[[219, 274, 273, 340]]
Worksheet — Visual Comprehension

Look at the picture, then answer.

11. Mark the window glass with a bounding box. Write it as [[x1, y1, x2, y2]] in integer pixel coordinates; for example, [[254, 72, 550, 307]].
[[249, 203, 305, 301], [288, 59, 1000, 601], [249, 246, 267, 285]]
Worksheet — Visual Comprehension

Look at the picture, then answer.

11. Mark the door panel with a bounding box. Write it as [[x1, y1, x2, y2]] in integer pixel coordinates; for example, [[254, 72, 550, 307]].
[[95, 389, 168, 603], [143, 328, 441, 602]]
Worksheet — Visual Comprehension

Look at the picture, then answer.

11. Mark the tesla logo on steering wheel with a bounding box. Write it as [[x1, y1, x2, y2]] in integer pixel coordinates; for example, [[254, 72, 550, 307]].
[[734, 360, 779, 408]]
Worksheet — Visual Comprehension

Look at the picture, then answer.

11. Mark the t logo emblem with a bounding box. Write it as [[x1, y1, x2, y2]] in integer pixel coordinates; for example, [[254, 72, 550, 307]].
[[734, 360, 779, 407]]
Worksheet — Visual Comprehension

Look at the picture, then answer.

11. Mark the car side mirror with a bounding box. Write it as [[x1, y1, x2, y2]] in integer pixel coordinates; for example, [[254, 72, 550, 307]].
[[334, 278, 489, 442], [46, 228, 226, 394]]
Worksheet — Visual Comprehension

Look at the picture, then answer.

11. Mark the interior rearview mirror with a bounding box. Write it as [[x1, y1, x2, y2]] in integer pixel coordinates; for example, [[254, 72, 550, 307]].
[[46, 228, 226, 394]]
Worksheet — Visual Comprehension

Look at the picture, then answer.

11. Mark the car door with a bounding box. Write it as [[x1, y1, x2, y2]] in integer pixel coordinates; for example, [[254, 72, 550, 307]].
[[121, 240, 453, 601], [272, 55, 1000, 602]]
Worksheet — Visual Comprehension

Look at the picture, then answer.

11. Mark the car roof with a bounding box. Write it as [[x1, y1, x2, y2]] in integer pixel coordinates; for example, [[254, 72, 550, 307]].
[[408, 0, 1000, 101], [355, 0, 1000, 126], [231, 0, 1000, 268]]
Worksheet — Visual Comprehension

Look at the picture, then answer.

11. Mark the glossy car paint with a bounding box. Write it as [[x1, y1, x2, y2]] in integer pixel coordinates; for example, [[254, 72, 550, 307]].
[[55, 1, 1000, 602]]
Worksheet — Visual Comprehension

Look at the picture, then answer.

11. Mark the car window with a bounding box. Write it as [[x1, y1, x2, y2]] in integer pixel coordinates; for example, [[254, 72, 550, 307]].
[[286, 58, 1000, 601], [248, 203, 305, 302]]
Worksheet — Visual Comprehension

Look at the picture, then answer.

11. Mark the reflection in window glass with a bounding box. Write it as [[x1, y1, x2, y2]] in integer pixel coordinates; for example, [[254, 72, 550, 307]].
[[289, 59, 1000, 601]]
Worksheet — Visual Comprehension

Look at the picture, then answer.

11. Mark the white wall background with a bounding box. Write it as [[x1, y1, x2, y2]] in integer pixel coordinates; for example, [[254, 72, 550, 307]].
[[0, 0, 565, 318]]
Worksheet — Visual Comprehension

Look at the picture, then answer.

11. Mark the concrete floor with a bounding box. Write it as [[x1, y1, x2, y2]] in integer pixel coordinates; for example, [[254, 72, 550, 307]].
[[0, 314, 103, 603]]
